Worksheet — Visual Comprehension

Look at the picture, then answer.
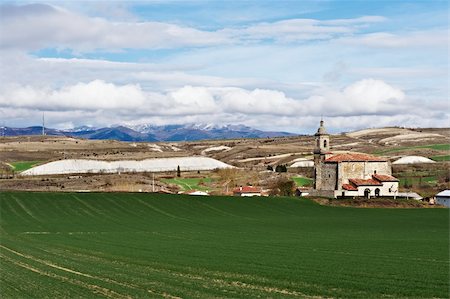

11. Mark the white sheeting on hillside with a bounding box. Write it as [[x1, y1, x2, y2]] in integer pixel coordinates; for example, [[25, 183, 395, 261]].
[[21, 157, 233, 176], [290, 160, 314, 167], [393, 156, 436, 164]]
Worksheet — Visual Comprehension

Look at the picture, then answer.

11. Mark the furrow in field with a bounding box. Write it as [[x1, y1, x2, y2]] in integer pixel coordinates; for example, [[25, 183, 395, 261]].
[[134, 198, 190, 222], [0, 244, 184, 299], [0, 253, 130, 299], [1, 198, 32, 225], [37, 244, 336, 298], [71, 194, 108, 218]]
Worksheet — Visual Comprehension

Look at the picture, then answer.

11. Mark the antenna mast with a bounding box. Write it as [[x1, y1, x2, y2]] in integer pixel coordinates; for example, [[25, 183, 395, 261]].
[[42, 112, 45, 136]]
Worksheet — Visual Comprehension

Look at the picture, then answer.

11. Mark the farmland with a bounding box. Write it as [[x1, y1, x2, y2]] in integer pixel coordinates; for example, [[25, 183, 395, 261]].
[[291, 176, 313, 187], [161, 177, 213, 191], [9, 161, 42, 172], [1, 192, 448, 298], [375, 143, 450, 155], [431, 155, 450, 162]]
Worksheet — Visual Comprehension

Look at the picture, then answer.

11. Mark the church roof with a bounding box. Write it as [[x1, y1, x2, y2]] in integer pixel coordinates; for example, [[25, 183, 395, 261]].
[[372, 174, 399, 182], [325, 153, 386, 163], [342, 183, 358, 191], [348, 178, 383, 186]]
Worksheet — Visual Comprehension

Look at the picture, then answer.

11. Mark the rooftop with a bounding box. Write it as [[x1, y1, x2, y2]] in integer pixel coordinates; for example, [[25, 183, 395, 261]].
[[348, 178, 383, 186], [373, 174, 399, 182], [342, 183, 358, 191], [325, 153, 387, 163], [233, 186, 261, 193], [436, 190, 450, 197]]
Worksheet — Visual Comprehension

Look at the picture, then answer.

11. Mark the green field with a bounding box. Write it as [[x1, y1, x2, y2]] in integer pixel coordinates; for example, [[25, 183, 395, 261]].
[[431, 155, 450, 162], [161, 177, 213, 191], [291, 176, 313, 187], [399, 176, 438, 187], [1, 192, 448, 298], [375, 143, 450, 155], [9, 161, 42, 172]]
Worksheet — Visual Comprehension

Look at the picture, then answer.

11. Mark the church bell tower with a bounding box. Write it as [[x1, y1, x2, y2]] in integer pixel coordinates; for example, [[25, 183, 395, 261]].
[[314, 120, 330, 154], [314, 120, 330, 189]]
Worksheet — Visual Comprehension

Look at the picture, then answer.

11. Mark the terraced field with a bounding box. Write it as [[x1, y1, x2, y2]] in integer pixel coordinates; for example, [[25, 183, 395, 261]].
[[0, 192, 448, 298]]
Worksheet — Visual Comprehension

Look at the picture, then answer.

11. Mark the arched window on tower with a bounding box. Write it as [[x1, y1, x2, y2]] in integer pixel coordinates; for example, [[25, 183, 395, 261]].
[[324, 140, 327, 148]]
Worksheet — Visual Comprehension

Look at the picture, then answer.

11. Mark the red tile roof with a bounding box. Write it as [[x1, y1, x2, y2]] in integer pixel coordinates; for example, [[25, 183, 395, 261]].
[[233, 186, 261, 193], [325, 153, 386, 162], [342, 184, 358, 191], [348, 178, 383, 186], [372, 174, 399, 182]]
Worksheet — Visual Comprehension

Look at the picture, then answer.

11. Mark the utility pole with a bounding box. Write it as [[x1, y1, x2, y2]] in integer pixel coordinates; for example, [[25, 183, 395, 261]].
[[42, 112, 45, 136], [152, 173, 155, 192]]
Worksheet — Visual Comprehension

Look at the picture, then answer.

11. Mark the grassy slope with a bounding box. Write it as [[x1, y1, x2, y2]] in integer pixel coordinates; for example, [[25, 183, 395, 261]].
[[9, 161, 42, 172], [291, 177, 313, 187], [0, 192, 448, 298], [375, 143, 450, 155], [431, 155, 450, 161], [161, 177, 213, 191]]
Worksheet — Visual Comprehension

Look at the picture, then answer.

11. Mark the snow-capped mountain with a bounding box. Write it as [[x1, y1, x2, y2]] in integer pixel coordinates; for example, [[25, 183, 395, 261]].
[[2, 123, 296, 142]]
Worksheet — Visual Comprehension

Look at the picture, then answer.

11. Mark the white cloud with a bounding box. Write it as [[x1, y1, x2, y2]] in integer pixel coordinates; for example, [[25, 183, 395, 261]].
[[0, 3, 388, 52], [2, 78, 441, 132], [0, 3, 227, 52], [338, 30, 448, 48], [1, 80, 146, 110], [223, 16, 386, 43]]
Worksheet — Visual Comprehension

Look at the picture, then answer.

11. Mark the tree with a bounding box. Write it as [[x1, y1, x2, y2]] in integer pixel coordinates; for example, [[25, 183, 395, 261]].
[[177, 165, 181, 177], [275, 164, 287, 173], [269, 177, 295, 196]]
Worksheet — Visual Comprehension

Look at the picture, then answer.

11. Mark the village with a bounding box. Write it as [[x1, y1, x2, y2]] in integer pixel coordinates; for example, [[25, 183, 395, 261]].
[[1, 121, 449, 207]]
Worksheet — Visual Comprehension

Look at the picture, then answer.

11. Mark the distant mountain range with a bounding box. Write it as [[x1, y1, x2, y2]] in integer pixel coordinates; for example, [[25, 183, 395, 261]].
[[0, 124, 296, 142]]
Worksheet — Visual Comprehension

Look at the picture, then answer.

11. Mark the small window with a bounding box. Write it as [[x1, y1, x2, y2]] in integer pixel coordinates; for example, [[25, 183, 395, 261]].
[[324, 140, 327, 148], [374, 170, 377, 174]]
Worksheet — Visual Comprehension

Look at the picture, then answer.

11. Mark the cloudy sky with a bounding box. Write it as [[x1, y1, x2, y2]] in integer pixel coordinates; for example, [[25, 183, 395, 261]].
[[0, 0, 448, 133]]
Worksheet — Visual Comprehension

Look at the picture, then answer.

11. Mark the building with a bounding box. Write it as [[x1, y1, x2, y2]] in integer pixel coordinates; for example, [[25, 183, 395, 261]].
[[435, 190, 450, 207], [233, 186, 262, 197], [313, 120, 399, 198]]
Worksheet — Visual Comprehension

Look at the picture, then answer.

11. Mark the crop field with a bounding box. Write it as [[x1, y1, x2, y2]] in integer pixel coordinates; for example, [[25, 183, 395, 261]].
[[9, 161, 42, 172], [0, 192, 448, 298], [291, 176, 313, 187], [161, 177, 213, 191], [431, 155, 450, 161], [375, 143, 450, 155]]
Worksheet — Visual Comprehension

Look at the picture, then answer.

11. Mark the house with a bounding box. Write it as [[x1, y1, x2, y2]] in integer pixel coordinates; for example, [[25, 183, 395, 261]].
[[313, 120, 399, 198], [435, 190, 450, 207], [233, 186, 262, 197]]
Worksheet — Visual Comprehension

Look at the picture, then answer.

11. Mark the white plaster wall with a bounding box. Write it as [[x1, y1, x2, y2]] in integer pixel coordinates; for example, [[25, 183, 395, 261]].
[[240, 193, 262, 197], [436, 197, 450, 207]]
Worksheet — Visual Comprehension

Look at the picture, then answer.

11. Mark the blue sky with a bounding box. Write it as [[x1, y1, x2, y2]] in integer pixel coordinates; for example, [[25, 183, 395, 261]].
[[0, 0, 448, 133]]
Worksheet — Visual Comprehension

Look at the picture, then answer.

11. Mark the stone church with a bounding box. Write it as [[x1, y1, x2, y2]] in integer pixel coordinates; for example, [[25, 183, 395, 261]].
[[313, 120, 399, 198]]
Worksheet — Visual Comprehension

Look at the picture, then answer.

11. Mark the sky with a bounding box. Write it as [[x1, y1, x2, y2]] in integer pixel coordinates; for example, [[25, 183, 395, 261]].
[[0, 0, 448, 133]]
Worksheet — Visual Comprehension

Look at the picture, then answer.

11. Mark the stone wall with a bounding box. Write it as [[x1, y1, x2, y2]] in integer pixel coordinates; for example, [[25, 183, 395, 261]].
[[337, 161, 391, 188], [319, 163, 338, 190]]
